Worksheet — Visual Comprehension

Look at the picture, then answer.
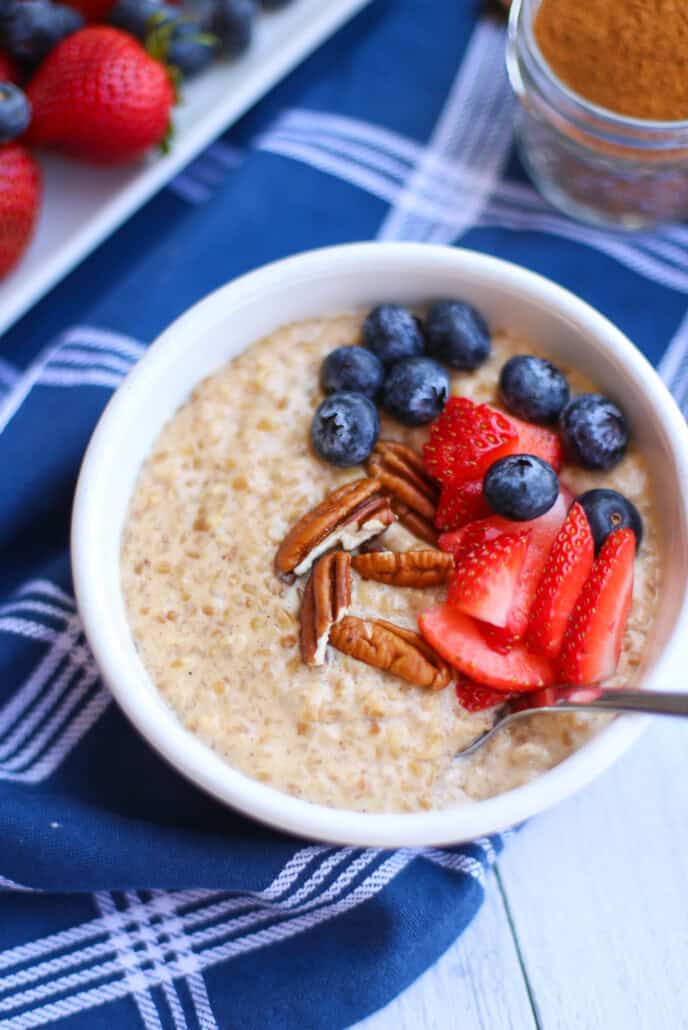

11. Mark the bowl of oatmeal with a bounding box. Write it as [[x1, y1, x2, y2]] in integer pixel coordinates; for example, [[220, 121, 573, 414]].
[[71, 243, 688, 846]]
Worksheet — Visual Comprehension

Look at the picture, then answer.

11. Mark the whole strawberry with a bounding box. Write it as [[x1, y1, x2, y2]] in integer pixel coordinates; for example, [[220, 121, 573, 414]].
[[0, 141, 41, 278], [25, 27, 175, 164]]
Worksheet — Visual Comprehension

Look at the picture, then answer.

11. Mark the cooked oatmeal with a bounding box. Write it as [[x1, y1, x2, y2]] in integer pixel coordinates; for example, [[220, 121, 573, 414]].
[[120, 314, 661, 812]]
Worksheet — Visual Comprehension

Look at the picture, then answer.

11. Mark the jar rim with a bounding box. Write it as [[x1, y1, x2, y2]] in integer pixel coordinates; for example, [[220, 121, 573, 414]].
[[509, 0, 688, 141]]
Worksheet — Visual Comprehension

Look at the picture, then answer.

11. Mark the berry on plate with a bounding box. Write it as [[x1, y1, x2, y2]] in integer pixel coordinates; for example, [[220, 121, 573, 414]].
[[425, 299, 490, 371], [0, 1, 83, 65], [320, 345, 384, 400], [423, 397, 518, 485], [382, 355, 449, 426], [362, 304, 425, 368], [434, 477, 491, 531], [483, 453, 559, 521], [527, 501, 595, 658], [499, 354, 570, 424], [110, 0, 177, 40], [211, 0, 257, 57], [447, 529, 530, 627], [25, 27, 175, 164], [577, 488, 643, 554], [419, 604, 555, 691], [559, 394, 629, 470], [0, 82, 29, 143], [166, 20, 217, 78], [455, 678, 515, 712], [311, 391, 379, 467], [557, 528, 636, 684], [0, 141, 41, 278]]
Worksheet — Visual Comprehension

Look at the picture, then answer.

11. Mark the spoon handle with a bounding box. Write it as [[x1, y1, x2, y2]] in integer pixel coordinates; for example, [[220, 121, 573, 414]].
[[553, 688, 688, 717]]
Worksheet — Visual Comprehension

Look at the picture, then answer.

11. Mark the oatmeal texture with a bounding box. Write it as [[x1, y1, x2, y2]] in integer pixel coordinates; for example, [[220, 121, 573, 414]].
[[121, 315, 661, 812]]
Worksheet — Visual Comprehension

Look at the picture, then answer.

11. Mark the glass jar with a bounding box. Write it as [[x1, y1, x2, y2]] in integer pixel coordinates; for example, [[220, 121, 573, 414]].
[[506, 0, 688, 229]]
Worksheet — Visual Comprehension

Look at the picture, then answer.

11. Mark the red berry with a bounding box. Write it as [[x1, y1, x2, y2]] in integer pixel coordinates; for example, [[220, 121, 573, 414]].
[[557, 528, 635, 685], [527, 502, 595, 658], [455, 677, 516, 712], [64, 0, 116, 21], [0, 51, 20, 85], [506, 413, 563, 472], [448, 530, 530, 628], [419, 604, 555, 691], [0, 142, 41, 279], [434, 477, 491, 531], [423, 397, 518, 485], [26, 27, 175, 165], [479, 622, 522, 654]]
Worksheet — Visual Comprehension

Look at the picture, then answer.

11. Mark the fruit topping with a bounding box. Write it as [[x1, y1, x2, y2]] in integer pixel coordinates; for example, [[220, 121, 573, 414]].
[[310, 391, 379, 466], [419, 604, 555, 690], [527, 501, 595, 658], [577, 488, 643, 554], [210, 0, 257, 58], [362, 303, 424, 368], [499, 354, 570, 424], [0, 82, 30, 143], [425, 299, 491, 371], [559, 394, 629, 470], [447, 529, 530, 627], [434, 477, 491, 531], [382, 355, 449, 426], [110, 0, 177, 40], [484, 454, 559, 521], [0, 141, 41, 278], [0, 1, 83, 65], [557, 528, 635, 684], [455, 677, 515, 712], [423, 397, 518, 485], [166, 20, 218, 79], [479, 622, 522, 654], [320, 345, 384, 400], [506, 414, 563, 471]]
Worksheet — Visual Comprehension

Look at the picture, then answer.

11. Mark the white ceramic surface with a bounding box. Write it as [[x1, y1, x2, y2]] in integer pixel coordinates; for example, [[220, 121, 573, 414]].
[[0, 0, 372, 338], [71, 243, 688, 847]]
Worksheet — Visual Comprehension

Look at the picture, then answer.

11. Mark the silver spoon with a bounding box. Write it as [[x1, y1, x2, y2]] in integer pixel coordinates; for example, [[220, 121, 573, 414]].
[[456, 687, 688, 758]]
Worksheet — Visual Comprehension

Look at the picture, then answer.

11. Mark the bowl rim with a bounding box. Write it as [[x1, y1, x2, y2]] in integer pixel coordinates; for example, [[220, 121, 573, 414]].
[[71, 241, 688, 848]]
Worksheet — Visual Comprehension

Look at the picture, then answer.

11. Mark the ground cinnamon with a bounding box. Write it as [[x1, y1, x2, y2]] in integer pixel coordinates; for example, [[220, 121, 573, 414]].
[[534, 0, 688, 122]]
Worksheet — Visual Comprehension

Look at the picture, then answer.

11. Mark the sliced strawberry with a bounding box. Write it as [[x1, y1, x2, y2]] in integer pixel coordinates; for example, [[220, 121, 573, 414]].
[[434, 477, 490, 531], [527, 502, 595, 658], [423, 398, 518, 485], [419, 604, 555, 691], [479, 622, 522, 654], [455, 677, 516, 712], [448, 530, 530, 627], [557, 528, 635, 685], [507, 414, 563, 472]]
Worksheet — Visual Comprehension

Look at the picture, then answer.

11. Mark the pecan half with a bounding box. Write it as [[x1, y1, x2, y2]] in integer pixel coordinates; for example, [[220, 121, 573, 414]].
[[366, 441, 439, 545], [299, 552, 352, 666], [275, 478, 396, 576], [329, 616, 452, 691], [352, 549, 454, 588]]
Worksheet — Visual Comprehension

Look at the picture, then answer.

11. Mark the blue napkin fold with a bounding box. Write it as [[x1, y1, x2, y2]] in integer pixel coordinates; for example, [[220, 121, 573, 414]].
[[1, 1, 687, 1027]]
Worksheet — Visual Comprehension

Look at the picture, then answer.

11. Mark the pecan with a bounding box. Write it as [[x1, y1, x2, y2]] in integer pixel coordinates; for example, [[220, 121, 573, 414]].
[[299, 552, 352, 666], [275, 478, 396, 576], [366, 441, 439, 545], [352, 549, 454, 588], [329, 616, 452, 691]]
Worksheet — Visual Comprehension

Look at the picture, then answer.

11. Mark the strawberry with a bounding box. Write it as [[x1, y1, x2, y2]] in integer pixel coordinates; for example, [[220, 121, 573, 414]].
[[557, 528, 635, 685], [25, 27, 175, 165], [423, 397, 518, 485], [64, 0, 116, 21], [434, 477, 491, 531], [0, 142, 41, 278], [507, 414, 563, 472], [419, 604, 555, 691], [479, 622, 522, 654], [527, 502, 595, 658], [455, 677, 516, 712], [448, 530, 530, 627], [0, 51, 19, 85]]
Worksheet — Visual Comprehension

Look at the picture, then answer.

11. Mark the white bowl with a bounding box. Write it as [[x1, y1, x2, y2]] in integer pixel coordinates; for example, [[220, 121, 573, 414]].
[[71, 243, 688, 847]]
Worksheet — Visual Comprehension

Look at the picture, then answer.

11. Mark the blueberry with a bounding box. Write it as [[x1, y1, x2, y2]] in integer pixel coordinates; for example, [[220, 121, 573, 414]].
[[577, 489, 642, 554], [0, 82, 29, 142], [167, 20, 217, 77], [311, 392, 379, 467], [320, 346, 384, 400], [425, 299, 490, 371], [362, 304, 424, 368], [110, 0, 177, 39], [212, 0, 256, 56], [382, 356, 449, 427], [499, 354, 570, 424], [559, 394, 629, 470], [484, 454, 559, 521], [0, 1, 82, 64]]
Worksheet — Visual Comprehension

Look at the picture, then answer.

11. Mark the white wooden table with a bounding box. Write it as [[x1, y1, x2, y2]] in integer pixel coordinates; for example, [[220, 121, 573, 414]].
[[354, 718, 688, 1029]]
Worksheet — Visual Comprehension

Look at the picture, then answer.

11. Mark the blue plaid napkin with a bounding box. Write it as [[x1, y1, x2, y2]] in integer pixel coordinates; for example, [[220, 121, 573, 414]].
[[1, 1, 687, 1027]]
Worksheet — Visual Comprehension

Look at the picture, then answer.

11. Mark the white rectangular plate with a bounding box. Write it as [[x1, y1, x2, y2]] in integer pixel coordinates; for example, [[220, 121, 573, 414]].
[[0, 0, 373, 338]]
